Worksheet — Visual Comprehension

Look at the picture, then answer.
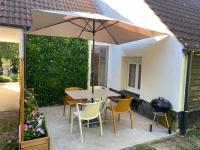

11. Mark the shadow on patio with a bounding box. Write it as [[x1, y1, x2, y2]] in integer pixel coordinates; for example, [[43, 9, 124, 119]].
[[40, 105, 175, 150]]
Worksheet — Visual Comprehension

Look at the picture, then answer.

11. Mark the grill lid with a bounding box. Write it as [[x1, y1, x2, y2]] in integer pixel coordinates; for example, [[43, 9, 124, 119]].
[[151, 97, 172, 112]]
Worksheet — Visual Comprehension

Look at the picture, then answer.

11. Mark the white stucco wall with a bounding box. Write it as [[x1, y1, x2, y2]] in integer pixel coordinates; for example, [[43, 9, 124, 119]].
[[95, 0, 187, 112], [0, 26, 21, 42]]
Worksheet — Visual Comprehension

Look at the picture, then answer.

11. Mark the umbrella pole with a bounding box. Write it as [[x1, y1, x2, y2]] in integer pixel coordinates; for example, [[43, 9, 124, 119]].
[[91, 19, 95, 98]]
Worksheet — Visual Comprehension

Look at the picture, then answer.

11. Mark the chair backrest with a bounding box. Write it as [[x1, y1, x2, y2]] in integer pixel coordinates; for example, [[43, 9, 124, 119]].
[[81, 102, 102, 119], [113, 98, 132, 113], [65, 87, 82, 92], [65, 87, 81, 102]]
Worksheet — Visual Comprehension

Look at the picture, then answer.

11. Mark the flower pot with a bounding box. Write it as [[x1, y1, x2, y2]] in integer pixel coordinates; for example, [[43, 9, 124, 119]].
[[21, 117, 50, 150]]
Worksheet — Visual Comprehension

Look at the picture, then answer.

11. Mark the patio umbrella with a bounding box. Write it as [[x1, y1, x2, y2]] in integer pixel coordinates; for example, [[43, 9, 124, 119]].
[[29, 10, 163, 95]]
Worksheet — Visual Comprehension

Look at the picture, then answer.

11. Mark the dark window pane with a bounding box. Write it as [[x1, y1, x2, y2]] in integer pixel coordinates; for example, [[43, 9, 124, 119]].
[[128, 64, 136, 88], [90, 45, 109, 87]]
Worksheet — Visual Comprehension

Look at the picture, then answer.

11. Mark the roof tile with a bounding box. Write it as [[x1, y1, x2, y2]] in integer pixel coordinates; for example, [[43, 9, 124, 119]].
[[0, 0, 98, 27], [145, 0, 200, 50]]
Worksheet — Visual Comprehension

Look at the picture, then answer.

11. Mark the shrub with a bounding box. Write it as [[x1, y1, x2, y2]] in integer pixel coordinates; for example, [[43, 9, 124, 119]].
[[0, 75, 11, 82], [26, 35, 89, 106], [10, 74, 18, 82]]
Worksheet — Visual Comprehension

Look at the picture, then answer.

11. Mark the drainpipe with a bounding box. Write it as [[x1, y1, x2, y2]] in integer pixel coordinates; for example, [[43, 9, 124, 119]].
[[181, 48, 193, 135]]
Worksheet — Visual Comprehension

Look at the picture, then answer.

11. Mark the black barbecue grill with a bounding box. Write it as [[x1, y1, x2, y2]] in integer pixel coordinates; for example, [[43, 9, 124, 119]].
[[149, 97, 172, 134]]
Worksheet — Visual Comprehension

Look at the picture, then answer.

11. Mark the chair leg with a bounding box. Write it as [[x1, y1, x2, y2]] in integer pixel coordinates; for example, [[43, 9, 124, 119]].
[[111, 110, 116, 133], [99, 114, 103, 136], [63, 104, 66, 116], [79, 119, 83, 144], [104, 108, 108, 122], [70, 114, 74, 133], [118, 114, 120, 122], [80, 105, 82, 111], [69, 106, 72, 123], [129, 110, 134, 129]]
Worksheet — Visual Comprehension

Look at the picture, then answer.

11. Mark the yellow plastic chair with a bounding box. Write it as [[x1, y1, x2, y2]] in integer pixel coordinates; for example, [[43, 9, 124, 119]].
[[63, 87, 83, 122], [71, 102, 103, 144], [104, 98, 134, 133]]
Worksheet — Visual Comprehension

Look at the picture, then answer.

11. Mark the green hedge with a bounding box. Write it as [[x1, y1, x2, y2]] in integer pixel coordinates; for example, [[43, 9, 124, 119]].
[[26, 35, 89, 106]]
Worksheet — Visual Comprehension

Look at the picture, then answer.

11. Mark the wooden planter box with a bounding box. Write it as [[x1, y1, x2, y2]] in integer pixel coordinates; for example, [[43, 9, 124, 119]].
[[20, 122, 50, 150], [20, 136, 50, 150]]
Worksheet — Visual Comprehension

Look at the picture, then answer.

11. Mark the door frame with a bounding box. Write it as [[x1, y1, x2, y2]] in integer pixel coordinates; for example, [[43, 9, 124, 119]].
[[127, 61, 141, 94], [87, 41, 111, 89], [127, 62, 140, 94]]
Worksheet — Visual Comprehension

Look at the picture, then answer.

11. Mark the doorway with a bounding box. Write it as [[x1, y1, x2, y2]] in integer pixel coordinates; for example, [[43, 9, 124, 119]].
[[90, 44, 109, 88]]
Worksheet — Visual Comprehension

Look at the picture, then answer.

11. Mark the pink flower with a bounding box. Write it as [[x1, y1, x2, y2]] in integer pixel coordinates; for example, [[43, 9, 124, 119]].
[[24, 124, 28, 131]]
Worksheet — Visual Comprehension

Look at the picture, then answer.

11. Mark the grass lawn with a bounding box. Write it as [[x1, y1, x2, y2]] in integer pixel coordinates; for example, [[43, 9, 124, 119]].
[[0, 140, 18, 150], [127, 127, 200, 150]]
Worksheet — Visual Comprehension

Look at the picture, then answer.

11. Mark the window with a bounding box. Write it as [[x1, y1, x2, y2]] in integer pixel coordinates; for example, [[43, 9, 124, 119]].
[[128, 64, 136, 88], [127, 63, 141, 93], [90, 45, 109, 87]]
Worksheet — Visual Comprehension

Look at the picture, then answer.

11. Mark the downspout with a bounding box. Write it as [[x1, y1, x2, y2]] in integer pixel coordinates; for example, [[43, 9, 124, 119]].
[[181, 48, 193, 135]]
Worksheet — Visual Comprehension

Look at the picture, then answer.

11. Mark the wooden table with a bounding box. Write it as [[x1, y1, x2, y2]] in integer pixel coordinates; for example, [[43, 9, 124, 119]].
[[66, 89, 120, 127], [65, 89, 120, 100]]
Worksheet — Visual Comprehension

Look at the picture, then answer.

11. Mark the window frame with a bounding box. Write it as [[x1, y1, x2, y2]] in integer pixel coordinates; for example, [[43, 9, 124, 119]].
[[88, 41, 111, 89], [127, 62, 141, 94]]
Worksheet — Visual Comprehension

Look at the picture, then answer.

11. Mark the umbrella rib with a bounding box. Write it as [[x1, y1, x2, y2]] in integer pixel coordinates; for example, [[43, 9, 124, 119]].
[[96, 21, 119, 32], [30, 17, 81, 32], [69, 20, 92, 32], [95, 20, 107, 31], [83, 19, 93, 31], [95, 20, 119, 44], [78, 19, 90, 38]]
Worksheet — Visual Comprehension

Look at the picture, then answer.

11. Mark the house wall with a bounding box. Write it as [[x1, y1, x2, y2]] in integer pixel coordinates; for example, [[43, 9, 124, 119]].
[[108, 36, 185, 112], [95, 0, 187, 113], [0, 26, 22, 42]]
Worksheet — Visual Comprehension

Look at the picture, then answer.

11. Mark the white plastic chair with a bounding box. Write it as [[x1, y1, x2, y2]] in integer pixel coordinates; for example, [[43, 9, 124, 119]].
[[70, 102, 103, 143]]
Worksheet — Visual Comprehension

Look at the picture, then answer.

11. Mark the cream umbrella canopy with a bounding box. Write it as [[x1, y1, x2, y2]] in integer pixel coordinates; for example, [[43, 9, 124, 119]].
[[29, 10, 163, 97]]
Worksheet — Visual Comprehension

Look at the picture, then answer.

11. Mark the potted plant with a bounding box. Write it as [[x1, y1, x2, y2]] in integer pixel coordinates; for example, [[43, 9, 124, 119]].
[[20, 89, 50, 150]]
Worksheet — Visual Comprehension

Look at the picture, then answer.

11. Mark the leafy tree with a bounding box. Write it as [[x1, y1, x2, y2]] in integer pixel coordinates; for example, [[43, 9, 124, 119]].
[[0, 42, 19, 60], [1, 58, 12, 76], [0, 42, 19, 76]]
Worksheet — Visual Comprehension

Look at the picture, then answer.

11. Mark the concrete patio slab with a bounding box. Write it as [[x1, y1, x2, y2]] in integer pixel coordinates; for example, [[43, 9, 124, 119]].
[[40, 106, 175, 150]]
